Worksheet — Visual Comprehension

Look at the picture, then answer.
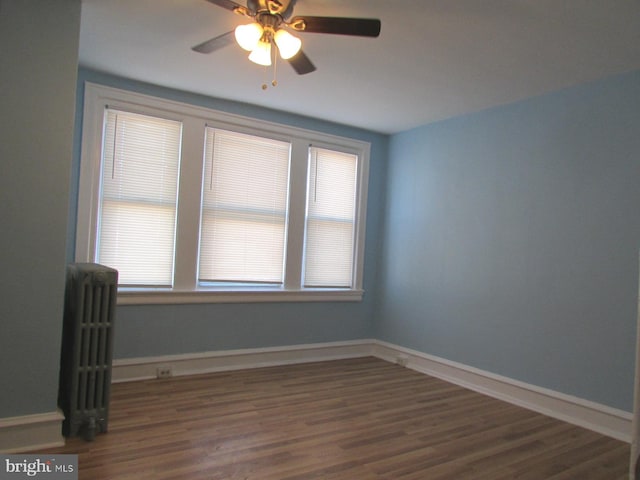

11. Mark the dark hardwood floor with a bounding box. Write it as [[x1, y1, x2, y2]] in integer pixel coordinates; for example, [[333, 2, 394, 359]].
[[46, 357, 630, 479]]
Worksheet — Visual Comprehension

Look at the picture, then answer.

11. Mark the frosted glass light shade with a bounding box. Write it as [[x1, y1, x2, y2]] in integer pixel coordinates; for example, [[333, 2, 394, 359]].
[[248, 41, 272, 66], [235, 23, 263, 51], [274, 29, 302, 59]]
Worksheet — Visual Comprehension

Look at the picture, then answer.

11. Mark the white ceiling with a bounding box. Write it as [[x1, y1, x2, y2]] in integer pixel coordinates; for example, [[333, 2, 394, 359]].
[[79, 0, 640, 134]]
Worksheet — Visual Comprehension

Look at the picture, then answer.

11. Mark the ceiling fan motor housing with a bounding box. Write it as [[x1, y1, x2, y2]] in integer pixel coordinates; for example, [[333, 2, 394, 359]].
[[248, 0, 297, 18]]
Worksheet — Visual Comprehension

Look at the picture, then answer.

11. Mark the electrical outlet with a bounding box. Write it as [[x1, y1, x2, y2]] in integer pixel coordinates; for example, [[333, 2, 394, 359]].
[[156, 366, 173, 379], [396, 355, 409, 367]]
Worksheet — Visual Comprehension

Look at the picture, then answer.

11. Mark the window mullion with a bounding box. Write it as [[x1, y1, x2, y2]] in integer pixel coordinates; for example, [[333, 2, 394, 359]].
[[76, 88, 105, 263], [283, 139, 309, 290], [172, 118, 206, 291], [352, 143, 370, 291]]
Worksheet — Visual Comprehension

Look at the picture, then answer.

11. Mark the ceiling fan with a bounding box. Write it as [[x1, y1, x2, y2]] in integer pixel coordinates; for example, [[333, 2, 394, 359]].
[[192, 0, 381, 77]]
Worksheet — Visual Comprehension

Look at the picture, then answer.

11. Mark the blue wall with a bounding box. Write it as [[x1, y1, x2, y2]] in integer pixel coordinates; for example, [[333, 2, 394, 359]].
[[375, 70, 640, 411], [71, 69, 389, 359], [0, 0, 81, 418]]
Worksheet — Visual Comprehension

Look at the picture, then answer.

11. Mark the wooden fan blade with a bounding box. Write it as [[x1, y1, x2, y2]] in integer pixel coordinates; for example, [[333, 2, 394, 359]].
[[192, 31, 236, 54], [289, 16, 381, 37], [287, 49, 316, 75]]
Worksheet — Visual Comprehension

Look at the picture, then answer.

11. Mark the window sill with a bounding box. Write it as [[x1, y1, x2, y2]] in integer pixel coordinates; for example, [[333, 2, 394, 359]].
[[116, 288, 364, 305]]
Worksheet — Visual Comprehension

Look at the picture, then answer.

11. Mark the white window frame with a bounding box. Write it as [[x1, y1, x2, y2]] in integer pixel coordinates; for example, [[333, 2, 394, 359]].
[[76, 83, 370, 305]]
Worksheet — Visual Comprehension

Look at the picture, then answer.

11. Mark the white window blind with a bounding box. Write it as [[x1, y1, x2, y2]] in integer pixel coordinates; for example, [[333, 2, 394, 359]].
[[198, 128, 291, 284], [304, 147, 357, 287], [97, 108, 181, 286]]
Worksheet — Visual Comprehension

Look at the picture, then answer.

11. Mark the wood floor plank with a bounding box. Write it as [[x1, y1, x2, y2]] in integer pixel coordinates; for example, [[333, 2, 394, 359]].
[[43, 357, 630, 479]]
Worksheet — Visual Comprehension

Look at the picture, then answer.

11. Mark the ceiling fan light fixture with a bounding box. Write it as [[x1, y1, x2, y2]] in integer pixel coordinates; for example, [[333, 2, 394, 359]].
[[194, 0, 381, 80], [274, 29, 301, 59], [235, 22, 263, 51], [248, 40, 272, 66]]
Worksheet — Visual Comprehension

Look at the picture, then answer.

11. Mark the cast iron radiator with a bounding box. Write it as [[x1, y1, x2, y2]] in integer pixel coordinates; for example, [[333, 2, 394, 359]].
[[58, 263, 118, 441]]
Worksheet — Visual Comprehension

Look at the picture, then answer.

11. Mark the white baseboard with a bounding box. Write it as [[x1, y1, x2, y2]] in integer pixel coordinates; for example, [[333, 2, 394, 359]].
[[112, 339, 375, 382], [372, 340, 632, 443], [4, 340, 629, 453], [112, 339, 632, 442], [0, 411, 65, 453]]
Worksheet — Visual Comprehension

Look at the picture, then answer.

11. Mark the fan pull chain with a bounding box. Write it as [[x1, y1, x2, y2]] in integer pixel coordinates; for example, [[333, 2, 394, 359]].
[[261, 43, 279, 90], [272, 49, 278, 87]]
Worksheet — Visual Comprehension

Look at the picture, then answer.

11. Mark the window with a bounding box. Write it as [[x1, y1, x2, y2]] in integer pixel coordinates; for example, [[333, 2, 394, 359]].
[[199, 128, 290, 285], [76, 83, 369, 304], [304, 147, 357, 288], [97, 109, 181, 287]]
